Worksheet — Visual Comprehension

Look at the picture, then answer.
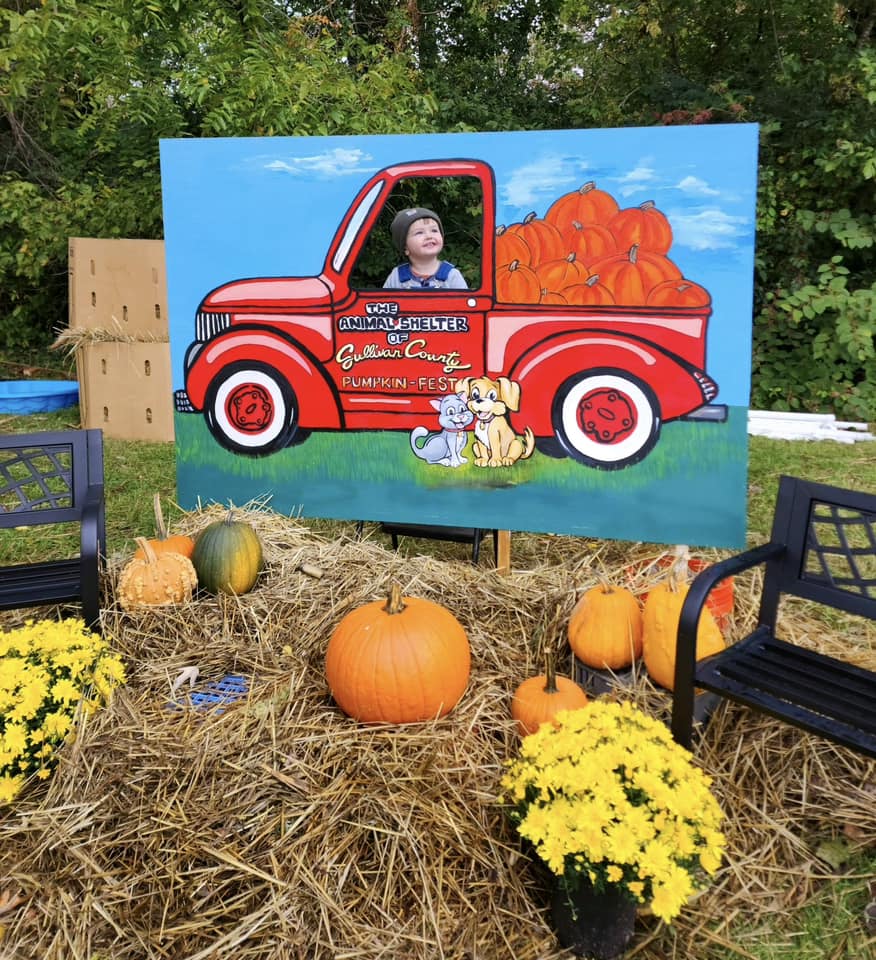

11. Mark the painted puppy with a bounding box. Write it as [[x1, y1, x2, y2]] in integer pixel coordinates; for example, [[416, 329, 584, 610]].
[[454, 375, 535, 467]]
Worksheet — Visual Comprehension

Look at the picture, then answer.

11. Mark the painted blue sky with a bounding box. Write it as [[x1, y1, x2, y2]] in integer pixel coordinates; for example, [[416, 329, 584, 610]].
[[160, 125, 759, 403]]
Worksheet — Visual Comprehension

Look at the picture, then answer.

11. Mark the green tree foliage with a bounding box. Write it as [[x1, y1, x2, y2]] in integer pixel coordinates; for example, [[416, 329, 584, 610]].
[[537, 1, 876, 418], [0, 0, 435, 354], [2, 0, 874, 417]]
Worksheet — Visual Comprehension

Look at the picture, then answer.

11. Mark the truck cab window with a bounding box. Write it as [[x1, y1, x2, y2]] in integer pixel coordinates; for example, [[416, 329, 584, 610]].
[[349, 175, 484, 291]]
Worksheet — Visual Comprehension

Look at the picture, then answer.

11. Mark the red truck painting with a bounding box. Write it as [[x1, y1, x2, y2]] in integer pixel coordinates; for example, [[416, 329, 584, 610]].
[[174, 159, 726, 470]]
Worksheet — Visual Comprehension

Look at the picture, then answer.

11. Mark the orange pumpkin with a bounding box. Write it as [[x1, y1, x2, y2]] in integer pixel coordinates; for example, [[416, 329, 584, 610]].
[[565, 221, 618, 266], [511, 650, 589, 737], [535, 252, 590, 294], [119, 537, 198, 609], [562, 274, 616, 306], [496, 259, 542, 303], [133, 493, 195, 561], [512, 212, 566, 266], [590, 244, 682, 305], [545, 182, 620, 234], [540, 288, 569, 305], [646, 279, 711, 308], [608, 201, 673, 255], [325, 583, 471, 724], [495, 225, 532, 266], [642, 576, 725, 691], [567, 578, 643, 670]]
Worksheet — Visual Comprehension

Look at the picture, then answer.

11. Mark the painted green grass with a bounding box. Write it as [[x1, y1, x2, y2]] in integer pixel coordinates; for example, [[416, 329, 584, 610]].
[[174, 406, 747, 493]]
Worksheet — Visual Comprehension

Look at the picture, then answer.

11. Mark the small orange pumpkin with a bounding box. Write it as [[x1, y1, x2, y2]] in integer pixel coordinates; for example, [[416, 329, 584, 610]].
[[513, 212, 566, 266], [495, 225, 532, 266], [565, 221, 618, 266], [511, 650, 589, 737], [119, 537, 198, 609], [590, 244, 682, 305], [535, 252, 590, 294], [134, 493, 195, 561], [563, 273, 616, 306], [642, 574, 725, 691], [645, 279, 711, 308], [608, 200, 674, 254], [325, 583, 471, 724], [545, 182, 620, 233], [567, 577, 643, 670], [496, 259, 542, 303]]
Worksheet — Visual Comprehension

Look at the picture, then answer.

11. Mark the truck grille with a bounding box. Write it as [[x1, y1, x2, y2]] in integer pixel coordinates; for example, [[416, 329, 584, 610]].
[[196, 311, 231, 341], [693, 369, 719, 402]]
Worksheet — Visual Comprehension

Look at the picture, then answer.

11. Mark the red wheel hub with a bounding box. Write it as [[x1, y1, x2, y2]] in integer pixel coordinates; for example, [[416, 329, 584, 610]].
[[578, 388, 636, 444], [226, 383, 274, 433]]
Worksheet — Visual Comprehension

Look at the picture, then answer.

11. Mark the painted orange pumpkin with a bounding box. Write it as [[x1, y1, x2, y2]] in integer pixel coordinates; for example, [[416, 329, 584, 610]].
[[590, 244, 682, 305], [562, 274, 616, 306], [511, 651, 589, 737], [535, 252, 590, 294], [646, 279, 711, 308], [565, 221, 618, 266], [495, 225, 532, 266], [540, 288, 569, 305], [513, 212, 566, 266], [545, 182, 620, 234], [608, 201, 674, 255], [496, 259, 542, 303], [567, 578, 643, 670], [325, 583, 471, 724]]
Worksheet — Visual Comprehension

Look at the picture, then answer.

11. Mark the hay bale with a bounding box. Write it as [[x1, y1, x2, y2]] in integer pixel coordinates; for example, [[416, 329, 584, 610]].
[[1, 506, 874, 958]]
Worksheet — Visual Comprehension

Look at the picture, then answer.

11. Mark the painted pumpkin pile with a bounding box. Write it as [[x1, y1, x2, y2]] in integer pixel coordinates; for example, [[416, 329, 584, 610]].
[[495, 183, 710, 307]]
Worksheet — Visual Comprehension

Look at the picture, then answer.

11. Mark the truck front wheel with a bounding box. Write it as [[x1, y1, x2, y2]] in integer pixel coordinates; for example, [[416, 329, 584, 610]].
[[551, 369, 660, 470], [204, 362, 305, 455]]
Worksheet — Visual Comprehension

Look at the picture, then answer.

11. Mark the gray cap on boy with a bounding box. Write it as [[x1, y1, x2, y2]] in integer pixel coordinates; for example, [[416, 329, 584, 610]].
[[391, 207, 443, 252]]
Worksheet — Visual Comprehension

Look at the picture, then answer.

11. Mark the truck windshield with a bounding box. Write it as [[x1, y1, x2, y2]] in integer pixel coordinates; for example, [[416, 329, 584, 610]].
[[332, 182, 385, 275]]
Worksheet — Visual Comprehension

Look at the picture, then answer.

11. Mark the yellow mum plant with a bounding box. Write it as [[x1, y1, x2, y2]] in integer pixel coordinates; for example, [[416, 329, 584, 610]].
[[0, 618, 125, 805], [499, 700, 726, 924]]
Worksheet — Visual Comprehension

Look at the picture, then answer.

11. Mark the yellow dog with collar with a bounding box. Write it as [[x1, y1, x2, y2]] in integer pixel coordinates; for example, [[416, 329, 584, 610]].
[[454, 376, 536, 467]]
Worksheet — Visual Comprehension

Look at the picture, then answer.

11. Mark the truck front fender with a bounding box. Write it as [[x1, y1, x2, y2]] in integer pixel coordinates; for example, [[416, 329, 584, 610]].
[[506, 332, 714, 435], [184, 328, 342, 430]]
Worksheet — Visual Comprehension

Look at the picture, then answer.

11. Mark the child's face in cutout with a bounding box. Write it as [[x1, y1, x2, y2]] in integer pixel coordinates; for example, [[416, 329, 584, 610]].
[[405, 218, 443, 260]]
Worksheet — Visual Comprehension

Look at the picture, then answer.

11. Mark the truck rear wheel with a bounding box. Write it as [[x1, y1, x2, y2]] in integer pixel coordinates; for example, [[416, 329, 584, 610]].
[[551, 369, 660, 470], [204, 362, 304, 455]]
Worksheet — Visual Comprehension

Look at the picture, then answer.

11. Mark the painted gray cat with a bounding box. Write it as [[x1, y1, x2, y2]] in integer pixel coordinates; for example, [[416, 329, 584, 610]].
[[410, 392, 474, 467]]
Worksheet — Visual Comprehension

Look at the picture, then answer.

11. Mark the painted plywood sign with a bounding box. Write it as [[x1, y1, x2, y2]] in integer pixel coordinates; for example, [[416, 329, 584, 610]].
[[160, 125, 758, 547]]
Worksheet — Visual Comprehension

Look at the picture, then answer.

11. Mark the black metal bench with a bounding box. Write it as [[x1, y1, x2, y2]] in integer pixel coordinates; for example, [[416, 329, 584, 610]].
[[0, 429, 106, 630], [672, 475, 876, 758]]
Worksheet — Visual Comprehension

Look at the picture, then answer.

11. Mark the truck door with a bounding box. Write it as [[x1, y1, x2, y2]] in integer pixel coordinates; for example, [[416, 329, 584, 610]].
[[332, 287, 489, 430]]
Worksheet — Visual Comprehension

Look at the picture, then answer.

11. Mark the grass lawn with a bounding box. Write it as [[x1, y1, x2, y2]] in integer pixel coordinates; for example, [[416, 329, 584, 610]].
[[1, 404, 874, 959]]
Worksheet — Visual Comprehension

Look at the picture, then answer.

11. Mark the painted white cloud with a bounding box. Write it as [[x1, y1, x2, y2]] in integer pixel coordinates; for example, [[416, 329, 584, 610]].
[[502, 155, 591, 209], [676, 175, 720, 197], [609, 162, 659, 198], [263, 148, 372, 177], [669, 208, 750, 251]]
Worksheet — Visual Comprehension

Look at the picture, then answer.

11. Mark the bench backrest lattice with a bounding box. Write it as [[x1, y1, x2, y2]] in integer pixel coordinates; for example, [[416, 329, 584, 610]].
[[0, 429, 106, 630]]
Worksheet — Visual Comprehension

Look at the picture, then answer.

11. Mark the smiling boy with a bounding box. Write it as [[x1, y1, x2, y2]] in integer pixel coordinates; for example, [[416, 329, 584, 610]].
[[383, 207, 468, 289]]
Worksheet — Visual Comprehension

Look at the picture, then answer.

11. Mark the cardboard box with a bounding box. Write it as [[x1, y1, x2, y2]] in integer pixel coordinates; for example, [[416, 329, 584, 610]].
[[68, 237, 168, 335], [76, 341, 174, 442]]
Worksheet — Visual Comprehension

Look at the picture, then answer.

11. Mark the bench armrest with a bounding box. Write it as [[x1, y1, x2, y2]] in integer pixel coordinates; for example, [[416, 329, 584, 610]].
[[671, 541, 786, 747]]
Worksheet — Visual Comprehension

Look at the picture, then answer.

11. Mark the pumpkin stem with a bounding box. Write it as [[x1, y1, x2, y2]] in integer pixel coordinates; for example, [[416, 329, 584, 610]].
[[153, 492, 168, 540], [629, 243, 640, 264], [134, 535, 157, 564], [596, 574, 614, 594], [509, 259, 520, 272], [224, 507, 236, 524], [384, 582, 407, 615], [523, 211, 538, 223], [580, 181, 596, 194], [543, 649, 559, 695]]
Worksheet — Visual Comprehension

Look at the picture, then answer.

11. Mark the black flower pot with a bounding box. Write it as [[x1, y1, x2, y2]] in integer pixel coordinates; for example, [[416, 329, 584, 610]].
[[551, 877, 637, 959]]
